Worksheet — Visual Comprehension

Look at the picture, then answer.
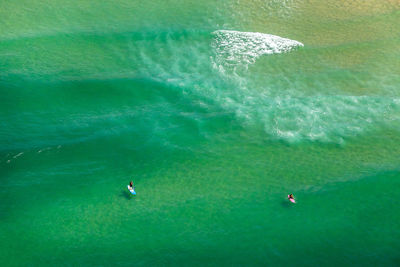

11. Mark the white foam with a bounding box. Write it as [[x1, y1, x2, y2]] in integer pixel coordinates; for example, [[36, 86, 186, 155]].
[[13, 152, 24, 159], [232, 94, 400, 143], [212, 30, 303, 67], [38, 147, 51, 153]]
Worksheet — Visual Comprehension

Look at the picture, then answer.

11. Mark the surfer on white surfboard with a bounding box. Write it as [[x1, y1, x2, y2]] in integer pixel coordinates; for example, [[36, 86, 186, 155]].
[[288, 194, 295, 203]]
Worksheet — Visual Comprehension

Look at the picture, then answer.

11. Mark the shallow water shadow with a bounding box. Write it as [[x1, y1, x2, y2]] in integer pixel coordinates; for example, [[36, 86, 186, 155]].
[[281, 200, 291, 208], [121, 190, 132, 200]]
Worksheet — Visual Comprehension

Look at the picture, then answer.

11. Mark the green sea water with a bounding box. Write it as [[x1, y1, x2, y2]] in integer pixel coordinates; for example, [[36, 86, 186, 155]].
[[1, 0, 400, 266]]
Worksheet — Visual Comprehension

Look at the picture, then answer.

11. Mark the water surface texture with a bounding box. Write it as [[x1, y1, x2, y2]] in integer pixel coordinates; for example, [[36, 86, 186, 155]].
[[1, 0, 400, 266]]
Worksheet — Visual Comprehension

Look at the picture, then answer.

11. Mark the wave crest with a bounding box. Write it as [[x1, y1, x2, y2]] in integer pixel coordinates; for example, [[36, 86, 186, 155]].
[[212, 30, 303, 68]]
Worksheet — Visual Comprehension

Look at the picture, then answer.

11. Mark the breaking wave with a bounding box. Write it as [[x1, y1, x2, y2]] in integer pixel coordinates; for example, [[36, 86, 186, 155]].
[[212, 30, 303, 68]]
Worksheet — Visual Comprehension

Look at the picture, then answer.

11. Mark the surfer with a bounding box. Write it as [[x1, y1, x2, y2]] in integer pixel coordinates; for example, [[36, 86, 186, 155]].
[[129, 181, 134, 190], [288, 194, 294, 201], [127, 181, 136, 195]]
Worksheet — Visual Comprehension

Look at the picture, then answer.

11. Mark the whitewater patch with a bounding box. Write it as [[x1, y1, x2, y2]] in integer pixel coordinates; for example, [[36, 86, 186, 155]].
[[228, 94, 400, 144], [212, 30, 303, 68], [207, 30, 400, 143]]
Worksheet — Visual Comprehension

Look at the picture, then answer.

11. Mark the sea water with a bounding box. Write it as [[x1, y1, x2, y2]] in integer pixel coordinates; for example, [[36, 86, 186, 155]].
[[1, 0, 400, 266]]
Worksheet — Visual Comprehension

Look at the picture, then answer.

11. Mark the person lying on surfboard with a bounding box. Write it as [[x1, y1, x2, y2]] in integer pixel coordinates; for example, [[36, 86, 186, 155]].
[[288, 194, 294, 200]]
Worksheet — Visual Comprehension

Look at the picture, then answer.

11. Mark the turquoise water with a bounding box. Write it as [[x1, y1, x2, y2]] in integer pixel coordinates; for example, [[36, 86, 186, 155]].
[[1, 1, 400, 266]]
